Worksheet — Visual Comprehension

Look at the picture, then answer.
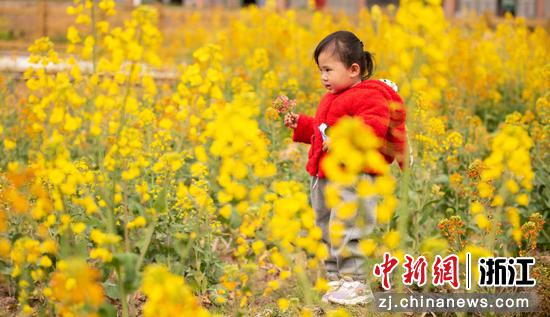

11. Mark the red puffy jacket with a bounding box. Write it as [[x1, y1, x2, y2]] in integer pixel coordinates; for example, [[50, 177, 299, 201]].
[[292, 79, 407, 178]]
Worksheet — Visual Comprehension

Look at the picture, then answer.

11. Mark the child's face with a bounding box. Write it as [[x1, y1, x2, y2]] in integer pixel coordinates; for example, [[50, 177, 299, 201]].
[[317, 49, 361, 94]]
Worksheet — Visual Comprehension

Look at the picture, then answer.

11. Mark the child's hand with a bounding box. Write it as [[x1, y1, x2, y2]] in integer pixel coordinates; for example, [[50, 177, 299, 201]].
[[284, 113, 298, 129]]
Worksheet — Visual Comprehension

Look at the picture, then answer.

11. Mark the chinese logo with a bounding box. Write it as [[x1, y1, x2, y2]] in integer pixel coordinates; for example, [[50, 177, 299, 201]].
[[373, 252, 536, 290]]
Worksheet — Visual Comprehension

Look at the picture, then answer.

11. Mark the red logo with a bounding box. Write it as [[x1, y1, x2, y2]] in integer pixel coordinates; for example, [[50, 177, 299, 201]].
[[373, 252, 400, 290], [402, 254, 428, 287], [432, 254, 460, 289]]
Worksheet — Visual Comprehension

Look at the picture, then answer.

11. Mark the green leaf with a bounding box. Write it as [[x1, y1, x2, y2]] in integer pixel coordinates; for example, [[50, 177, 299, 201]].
[[98, 302, 117, 317], [129, 198, 145, 214], [102, 282, 119, 300], [433, 174, 449, 183], [229, 207, 242, 229], [154, 187, 167, 213], [112, 252, 140, 293]]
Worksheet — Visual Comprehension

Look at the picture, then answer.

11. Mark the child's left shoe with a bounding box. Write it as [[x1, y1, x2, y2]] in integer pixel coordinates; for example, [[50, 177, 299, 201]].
[[321, 273, 343, 303]]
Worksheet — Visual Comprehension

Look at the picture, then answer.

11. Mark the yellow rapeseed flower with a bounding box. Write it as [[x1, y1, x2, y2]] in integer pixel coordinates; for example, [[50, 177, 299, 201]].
[[141, 264, 210, 317], [358, 239, 377, 256], [277, 298, 290, 311], [383, 230, 400, 249]]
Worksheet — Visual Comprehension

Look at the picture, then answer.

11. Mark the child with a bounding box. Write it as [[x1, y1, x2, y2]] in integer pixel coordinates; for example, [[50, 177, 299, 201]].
[[284, 30, 407, 305]]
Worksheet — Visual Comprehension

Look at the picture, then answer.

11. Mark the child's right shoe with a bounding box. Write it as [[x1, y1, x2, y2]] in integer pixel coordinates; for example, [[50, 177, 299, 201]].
[[326, 276, 374, 306]]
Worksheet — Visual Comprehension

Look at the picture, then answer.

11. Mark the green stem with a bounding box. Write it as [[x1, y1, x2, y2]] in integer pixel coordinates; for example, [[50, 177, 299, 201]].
[[136, 174, 167, 273], [107, 176, 117, 234], [115, 62, 135, 140], [106, 62, 136, 235], [281, 247, 314, 305], [123, 182, 130, 252], [136, 216, 157, 274], [117, 266, 129, 317], [488, 194, 504, 256], [397, 164, 412, 291], [91, 0, 97, 72]]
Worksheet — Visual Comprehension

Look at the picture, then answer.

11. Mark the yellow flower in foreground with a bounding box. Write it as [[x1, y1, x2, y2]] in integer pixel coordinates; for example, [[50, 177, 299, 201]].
[[516, 194, 529, 206], [39, 256, 52, 268], [4, 138, 16, 150], [127, 216, 147, 229], [475, 214, 490, 229], [71, 222, 86, 234], [322, 117, 389, 185], [505, 179, 519, 194], [252, 240, 265, 255], [0, 239, 11, 259], [383, 230, 400, 249], [219, 205, 232, 219], [470, 201, 484, 215], [327, 309, 351, 317], [277, 298, 290, 311], [458, 245, 493, 282], [50, 258, 104, 315], [90, 247, 113, 262], [314, 277, 330, 292], [335, 201, 357, 220], [458, 245, 492, 262], [420, 237, 449, 258], [506, 207, 521, 228], [359, 238, 377, 256], [141, 264, 210, 317]]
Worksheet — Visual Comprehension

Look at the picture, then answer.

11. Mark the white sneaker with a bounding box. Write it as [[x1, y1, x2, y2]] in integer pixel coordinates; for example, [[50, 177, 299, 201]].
[[327, 278, 374, 305]]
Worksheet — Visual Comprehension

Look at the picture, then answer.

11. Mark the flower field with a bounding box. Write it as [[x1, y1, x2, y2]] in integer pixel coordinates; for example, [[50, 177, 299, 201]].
[[0, 0, 548, 316]]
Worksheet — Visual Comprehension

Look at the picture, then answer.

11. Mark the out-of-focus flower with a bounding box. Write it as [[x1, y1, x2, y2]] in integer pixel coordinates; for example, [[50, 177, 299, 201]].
[[141, 264, 210, 317], [49, 258, 104, 316]]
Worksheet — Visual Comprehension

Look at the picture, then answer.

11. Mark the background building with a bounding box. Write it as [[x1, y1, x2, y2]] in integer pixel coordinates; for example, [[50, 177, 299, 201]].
[[91, 0, 550, 18], [443, 0, 549, 19]]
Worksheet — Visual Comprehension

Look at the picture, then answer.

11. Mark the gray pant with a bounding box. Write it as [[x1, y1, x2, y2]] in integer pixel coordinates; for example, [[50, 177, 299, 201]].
[[310, 175, 377, 280]]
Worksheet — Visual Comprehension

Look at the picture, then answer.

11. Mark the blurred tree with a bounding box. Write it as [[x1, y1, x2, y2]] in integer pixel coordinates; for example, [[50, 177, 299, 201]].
[[499, 0, 516, 15], [367, 0, 399, 8]]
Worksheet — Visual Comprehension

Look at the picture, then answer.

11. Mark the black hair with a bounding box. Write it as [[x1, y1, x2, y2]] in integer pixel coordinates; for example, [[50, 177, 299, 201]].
[[314, 31, 375, 80]]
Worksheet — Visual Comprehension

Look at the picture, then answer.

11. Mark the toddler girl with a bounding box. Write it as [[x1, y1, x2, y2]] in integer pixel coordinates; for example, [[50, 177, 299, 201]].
[[284, 30, 407, 305]]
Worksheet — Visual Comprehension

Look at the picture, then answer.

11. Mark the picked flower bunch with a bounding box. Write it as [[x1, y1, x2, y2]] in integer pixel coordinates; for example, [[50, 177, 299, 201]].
[[272, 95, 296, 115]]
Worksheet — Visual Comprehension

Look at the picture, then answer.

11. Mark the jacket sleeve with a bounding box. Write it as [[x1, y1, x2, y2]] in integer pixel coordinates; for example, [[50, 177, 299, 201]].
[[292, 114, 315, 144], [349, 93, 391, 140], [381, 101, 408, 170]]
